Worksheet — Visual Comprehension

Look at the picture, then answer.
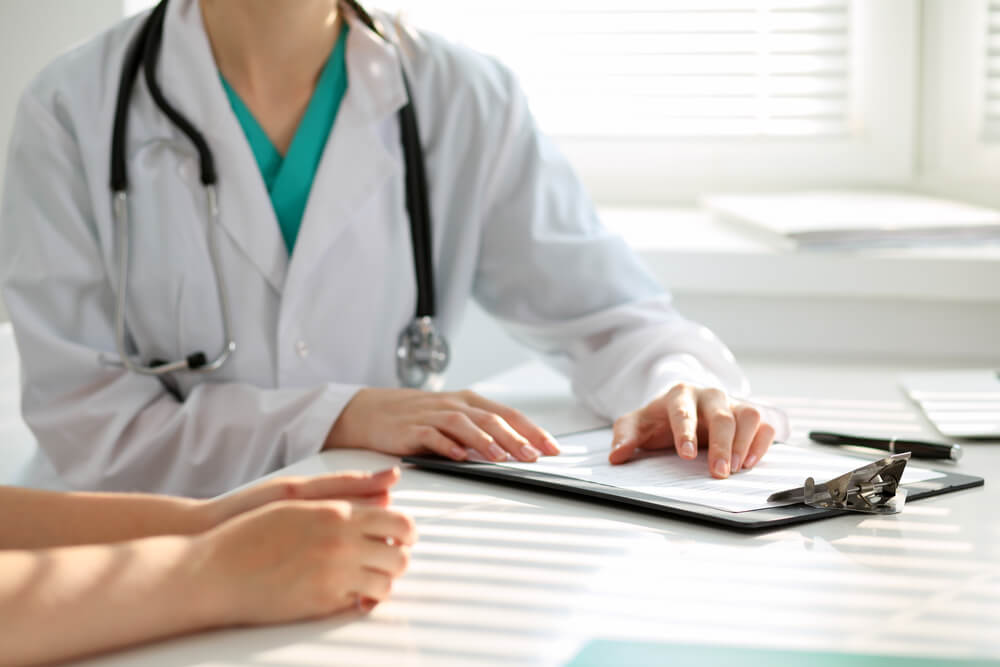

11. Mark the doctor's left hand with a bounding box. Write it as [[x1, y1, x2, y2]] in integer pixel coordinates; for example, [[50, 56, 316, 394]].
[[325, 388, 561, 463], [607, 383, 777, 479]]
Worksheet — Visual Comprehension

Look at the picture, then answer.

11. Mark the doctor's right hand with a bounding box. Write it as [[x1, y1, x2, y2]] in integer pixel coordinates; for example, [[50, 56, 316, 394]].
[[325, 388, 561, 462], [188, 499, 417, 626]]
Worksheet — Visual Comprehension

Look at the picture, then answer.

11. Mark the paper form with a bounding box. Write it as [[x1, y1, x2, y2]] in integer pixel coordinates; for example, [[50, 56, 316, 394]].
[[480, 428, 945, 513]]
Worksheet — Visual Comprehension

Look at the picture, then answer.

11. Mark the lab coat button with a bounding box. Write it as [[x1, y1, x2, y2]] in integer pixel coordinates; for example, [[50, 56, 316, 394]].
[[295, 340, 310, 359]]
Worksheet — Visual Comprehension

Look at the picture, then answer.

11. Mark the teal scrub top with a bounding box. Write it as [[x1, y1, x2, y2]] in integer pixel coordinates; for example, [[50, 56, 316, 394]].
[[220, 21, 349, 254]]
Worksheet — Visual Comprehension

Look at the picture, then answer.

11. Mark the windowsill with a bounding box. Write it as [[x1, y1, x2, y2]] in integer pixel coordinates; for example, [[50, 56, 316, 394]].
[[599, 207, 1000, 304]]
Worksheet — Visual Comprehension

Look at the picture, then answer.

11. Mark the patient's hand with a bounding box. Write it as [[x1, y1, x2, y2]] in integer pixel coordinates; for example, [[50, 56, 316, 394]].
[[204, 467, 400, 527], [191, 499, 417, 626]]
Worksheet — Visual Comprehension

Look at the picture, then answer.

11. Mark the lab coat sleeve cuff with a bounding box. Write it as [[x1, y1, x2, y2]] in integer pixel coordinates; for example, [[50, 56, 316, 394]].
[[639, 353, 742, 407], [283, 383, 364, 466]]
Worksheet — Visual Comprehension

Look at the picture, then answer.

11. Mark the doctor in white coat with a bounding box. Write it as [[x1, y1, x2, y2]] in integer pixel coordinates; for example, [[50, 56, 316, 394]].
[[0, 0, 784, 496]]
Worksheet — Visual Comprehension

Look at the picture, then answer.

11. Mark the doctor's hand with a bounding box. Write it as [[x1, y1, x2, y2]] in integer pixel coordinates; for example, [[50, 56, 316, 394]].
[[608, 383, 777, 479], [326, 388, 561, 462], [189, 499, 416, 627], [204, 468, 400, 529]]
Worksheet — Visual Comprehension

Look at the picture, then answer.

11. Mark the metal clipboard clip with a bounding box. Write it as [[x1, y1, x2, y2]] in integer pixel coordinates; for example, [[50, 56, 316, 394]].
[[767, 452, 911, 514]]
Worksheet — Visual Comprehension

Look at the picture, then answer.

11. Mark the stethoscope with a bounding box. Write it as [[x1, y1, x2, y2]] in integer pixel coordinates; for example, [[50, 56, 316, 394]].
[[107, 0, 450, 390]]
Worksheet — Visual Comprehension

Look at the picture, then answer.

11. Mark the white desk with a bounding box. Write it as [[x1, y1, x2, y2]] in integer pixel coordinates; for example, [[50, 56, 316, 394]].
[[43, 356, 992, 666]]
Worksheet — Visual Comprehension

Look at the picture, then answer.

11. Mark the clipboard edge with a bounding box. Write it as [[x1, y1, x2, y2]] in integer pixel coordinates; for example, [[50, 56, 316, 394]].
[[401, 455, 984, 532]]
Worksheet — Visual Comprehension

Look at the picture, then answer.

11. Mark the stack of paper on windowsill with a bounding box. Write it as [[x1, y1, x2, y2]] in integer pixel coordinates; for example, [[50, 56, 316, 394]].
[[701, 190, 1000, 250]]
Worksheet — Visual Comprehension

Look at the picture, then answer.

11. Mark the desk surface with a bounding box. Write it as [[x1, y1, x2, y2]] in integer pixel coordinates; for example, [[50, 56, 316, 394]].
[[1, 323, 997, 665], [44, 356, 991, 666]]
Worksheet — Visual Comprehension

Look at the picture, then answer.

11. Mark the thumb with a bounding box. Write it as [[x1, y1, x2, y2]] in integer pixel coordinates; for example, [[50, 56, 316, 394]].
[[298, 468, 401, 500]]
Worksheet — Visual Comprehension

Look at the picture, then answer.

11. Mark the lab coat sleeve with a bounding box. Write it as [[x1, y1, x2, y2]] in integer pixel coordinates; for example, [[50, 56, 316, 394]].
[[470, 65, 785, 436], [0, 92, 357, 496]]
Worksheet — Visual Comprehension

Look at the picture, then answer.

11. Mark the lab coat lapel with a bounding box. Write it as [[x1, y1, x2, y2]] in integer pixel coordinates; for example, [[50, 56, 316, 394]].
[[283, 12, 407, 302], [158, 0, 288, 293]]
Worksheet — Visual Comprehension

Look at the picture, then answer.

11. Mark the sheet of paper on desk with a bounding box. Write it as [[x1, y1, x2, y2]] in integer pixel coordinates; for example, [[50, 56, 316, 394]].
[[490, 429, 945, 513]]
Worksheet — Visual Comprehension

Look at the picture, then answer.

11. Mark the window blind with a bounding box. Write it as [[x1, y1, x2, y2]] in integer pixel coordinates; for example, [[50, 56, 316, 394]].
[[985, 1, 1000, 140], [125, 0, 853, 139], [383, 0, 852, 138]]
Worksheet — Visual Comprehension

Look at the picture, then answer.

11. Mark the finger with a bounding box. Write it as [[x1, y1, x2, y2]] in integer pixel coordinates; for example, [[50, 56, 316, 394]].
[[742, 422, 776, 470], [466, 408, 540, 462], [360, 538, 410, 576], [352, 569, 395, 602], [698, 389, 736, 479], [729, 405, 761, 473], [665, 386, 699, 460], [214, 483, 285, 521], [463, 392, 560, 455], [292, 468, 401, 500], [608, 411, 643, 465], [358, 508, 418, 545], [432, 411, 508, 462], [341, 491, 391, 507], [406, 425, 467, 461]]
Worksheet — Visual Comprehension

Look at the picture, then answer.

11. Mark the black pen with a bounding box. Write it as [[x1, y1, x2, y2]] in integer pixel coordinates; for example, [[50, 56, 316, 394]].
[[808, 431, 963, 461]]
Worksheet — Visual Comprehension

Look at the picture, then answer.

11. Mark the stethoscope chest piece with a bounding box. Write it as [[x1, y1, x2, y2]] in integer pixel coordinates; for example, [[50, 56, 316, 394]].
[[396, 316, 450, 390]]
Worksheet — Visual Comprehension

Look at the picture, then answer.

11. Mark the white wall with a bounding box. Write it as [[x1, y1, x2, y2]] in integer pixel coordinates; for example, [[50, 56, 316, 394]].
[[446, 257, 1000, 391], [918, 0, 1000, 209], [0, 0, 123, 322]]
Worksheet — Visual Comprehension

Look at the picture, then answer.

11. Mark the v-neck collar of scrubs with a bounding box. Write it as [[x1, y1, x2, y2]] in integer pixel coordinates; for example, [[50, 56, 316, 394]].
[[220, 20, 350, 254]]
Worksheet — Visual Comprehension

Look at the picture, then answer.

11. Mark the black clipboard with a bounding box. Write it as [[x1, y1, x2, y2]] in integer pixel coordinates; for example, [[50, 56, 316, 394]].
[[401, 454, 984, 531]]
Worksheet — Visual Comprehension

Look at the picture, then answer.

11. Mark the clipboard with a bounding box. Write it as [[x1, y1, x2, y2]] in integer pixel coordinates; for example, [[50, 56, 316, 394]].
[[401, 454, 984, 531]]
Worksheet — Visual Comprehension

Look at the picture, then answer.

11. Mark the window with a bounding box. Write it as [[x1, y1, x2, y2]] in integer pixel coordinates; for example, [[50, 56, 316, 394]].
[[385, 0, 853, 139], [382, 0, 917, 203], [919, 0, 1000, 209], [984, 1, 1000, 141], [124, 0, 918, 204]]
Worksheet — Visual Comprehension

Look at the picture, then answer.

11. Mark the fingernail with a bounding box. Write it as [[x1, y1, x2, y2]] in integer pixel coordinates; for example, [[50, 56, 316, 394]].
[[450, 446, 467, 460], [714, 459, 730, 478], [680, 440, 696, 458], [488, 443, 507, 461], [521, 444, 541, 460], [744, 454, 758, 469], [612, 440, 626, 450], [545, 437, 561, 455], [731, 456, 742, 473]]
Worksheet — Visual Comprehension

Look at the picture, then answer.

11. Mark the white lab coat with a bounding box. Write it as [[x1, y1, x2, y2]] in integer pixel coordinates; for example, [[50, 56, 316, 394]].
[[0, 1, 750, 496]]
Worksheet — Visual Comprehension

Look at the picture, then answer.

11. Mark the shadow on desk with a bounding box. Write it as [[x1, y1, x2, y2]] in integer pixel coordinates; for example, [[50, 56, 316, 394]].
[[77, 475, 999, 666]]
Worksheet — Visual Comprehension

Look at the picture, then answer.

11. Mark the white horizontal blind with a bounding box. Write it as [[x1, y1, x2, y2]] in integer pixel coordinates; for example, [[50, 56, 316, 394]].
[[382, 0, 852, 138], [123, 0, 853, 139], [985, 1, 1000, 141]]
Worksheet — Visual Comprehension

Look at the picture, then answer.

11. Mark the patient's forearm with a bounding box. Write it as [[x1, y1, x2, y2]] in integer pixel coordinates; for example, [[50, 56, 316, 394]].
[[0, 537, 211, 666], [0, 486, 211, 549]]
